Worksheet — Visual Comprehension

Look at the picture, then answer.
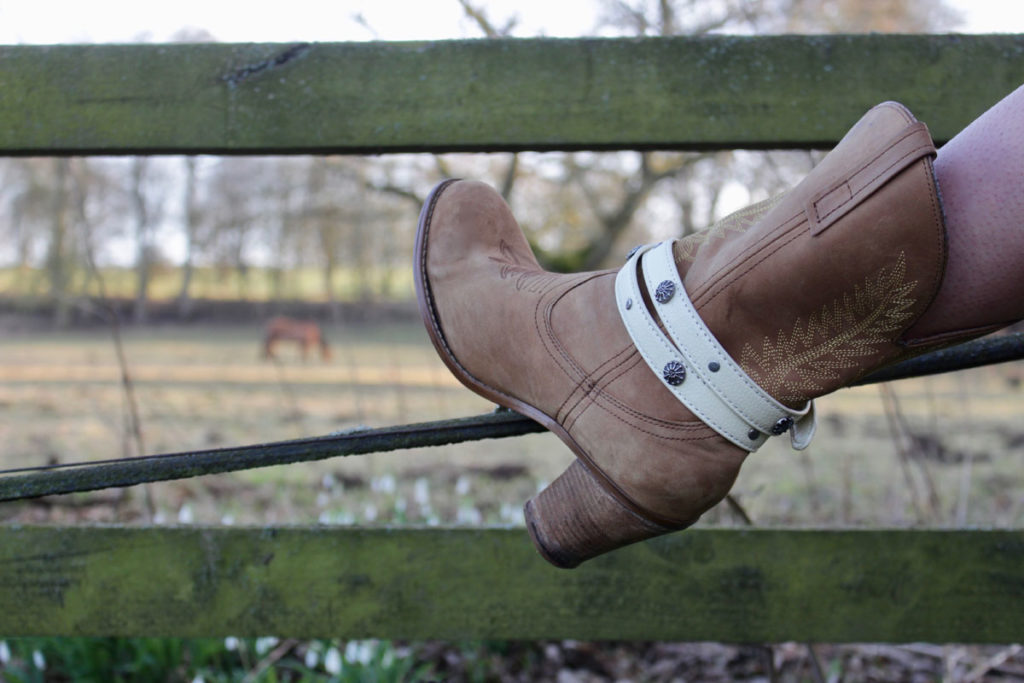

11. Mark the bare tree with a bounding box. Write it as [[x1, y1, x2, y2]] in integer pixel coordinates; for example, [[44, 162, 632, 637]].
[[128, 157, 167, 323], [175, 156, 201, 317], [46, 159, 72, 326], [2, 159, 53, 292]]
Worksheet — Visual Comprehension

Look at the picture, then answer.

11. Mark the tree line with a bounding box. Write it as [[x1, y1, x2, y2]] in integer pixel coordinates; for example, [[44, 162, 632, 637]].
[[0, 0, 956, 325]]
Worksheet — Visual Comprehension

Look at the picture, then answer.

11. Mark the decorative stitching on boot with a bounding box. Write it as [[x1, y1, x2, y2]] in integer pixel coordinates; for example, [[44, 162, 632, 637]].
[[739, 252, 918, 403], [533, 272, 623, 412], [537, 272, 706, 434], [554, 343, 634, 424], [563, 351, 716, 437], [674, 193, 785, 265]]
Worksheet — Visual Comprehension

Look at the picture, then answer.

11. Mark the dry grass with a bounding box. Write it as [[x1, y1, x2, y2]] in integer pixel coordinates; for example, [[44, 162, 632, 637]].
[[0, 321, 1022, 534]]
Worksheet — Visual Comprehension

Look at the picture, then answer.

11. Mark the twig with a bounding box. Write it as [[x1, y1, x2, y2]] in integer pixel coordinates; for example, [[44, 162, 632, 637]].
[[805, 643, 826, 683], [964, 644, 1023, 683], [242, 639, 298, 683], [762, 645, 778, 683], [342, 338, 366, 423], [390, 352, 407, 422], [725, 493, 754, 526], [896, 643, 944, 659], [883, 382, 942, 515], [879, 384, 926, 522], [269, 354, 303, 426], [799, 450, 821, 517], [76, 246, 156, 521], [955, 372, 976, 526]]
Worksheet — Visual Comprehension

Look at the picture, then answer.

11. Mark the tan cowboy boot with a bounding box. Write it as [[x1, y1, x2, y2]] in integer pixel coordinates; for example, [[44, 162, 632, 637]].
[[415, 102, 973, 568]]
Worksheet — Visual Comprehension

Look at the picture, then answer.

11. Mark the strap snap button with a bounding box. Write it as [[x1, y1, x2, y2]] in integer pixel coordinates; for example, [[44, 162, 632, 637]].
[[770, 416, 794, 435]]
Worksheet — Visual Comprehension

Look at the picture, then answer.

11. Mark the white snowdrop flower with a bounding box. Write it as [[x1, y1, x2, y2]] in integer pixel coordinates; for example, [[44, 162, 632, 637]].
[[177, 504, 194, 524], [303, 646, 319, 669], [153, 511, 167, 525], [455, 475, 471, 496], [394, 497, 407, 514], [345, 640, 374, 665], [361, 640, 377, 665], [324, 647, 342, 675], [255, 637, 278, 656], [321, 472, 337, 490], [427, 514, 440, 527], [413, 478, 430, 505], [318, 511, 332, 525], [223, 636, 240, 651], [316, 492, 329, 508], [500, 503, 524, 525], [220, 514, 235, 526], [456, 504, 482, 525], [338, 511, 355, 525], [31, 650, 45, 670], [191, 676, 205, 683], [0, 641, 10, 664], [372, 474, 396, 494], [363, 504, 378, 522]]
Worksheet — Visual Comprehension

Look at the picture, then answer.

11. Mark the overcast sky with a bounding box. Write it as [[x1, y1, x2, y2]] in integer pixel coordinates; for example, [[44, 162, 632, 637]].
[[1, 0, 1023, 44]]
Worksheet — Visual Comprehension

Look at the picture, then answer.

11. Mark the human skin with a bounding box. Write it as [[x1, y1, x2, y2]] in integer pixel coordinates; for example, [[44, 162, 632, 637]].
[[907, 83, 1024, 339]]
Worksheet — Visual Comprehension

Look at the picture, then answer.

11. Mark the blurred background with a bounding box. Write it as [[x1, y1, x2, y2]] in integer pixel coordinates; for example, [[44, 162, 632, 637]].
[[1, 1, 1024, 680]]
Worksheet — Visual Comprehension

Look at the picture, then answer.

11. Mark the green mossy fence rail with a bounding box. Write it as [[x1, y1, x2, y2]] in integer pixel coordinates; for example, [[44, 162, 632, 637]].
[[1, 35, 1023, 641], [2, 35, 1024, 155], [1, 526, 1021, 642]]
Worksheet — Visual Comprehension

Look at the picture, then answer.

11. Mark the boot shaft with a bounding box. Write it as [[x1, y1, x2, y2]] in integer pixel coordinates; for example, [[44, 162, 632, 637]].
[[675, 102, 946, 405]]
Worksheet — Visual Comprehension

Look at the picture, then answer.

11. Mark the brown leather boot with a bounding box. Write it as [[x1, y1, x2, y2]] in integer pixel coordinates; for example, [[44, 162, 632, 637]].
[[415, 102, 965, 568]]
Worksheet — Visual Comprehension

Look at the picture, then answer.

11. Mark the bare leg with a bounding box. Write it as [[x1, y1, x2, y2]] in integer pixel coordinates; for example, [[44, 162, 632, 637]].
[[907, 83, 1024, 339]]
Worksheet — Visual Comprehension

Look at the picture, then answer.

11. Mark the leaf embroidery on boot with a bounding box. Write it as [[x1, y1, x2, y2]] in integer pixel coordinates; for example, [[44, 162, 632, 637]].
[[675, 194, 785, 264], [489, 239, 555, 292], [739, 252, 918, 403]]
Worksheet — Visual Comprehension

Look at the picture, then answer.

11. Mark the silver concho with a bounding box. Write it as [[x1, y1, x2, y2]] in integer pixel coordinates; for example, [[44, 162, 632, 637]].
[[662, 360, 686, 386]]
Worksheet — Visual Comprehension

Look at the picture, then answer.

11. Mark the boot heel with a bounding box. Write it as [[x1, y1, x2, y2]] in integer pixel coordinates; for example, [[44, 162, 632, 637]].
[[524, 459, 681, 568]]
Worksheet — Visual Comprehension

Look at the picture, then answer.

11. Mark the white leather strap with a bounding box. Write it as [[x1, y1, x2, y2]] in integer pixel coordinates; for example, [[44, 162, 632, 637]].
[[615, 241, 816, 452]]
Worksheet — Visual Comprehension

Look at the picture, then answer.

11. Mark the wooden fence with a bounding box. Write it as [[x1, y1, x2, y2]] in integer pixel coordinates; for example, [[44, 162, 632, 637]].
[[1, 34, 1023, 641]]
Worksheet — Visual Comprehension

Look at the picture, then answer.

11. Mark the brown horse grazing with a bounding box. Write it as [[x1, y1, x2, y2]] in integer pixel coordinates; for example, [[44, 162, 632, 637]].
[[262, 317, 331, 361]]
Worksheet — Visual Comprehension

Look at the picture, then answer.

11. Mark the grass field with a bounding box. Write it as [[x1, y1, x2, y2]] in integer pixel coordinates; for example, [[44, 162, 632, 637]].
[[1, 319, 1022, 533], [0, 264, 416, 304]]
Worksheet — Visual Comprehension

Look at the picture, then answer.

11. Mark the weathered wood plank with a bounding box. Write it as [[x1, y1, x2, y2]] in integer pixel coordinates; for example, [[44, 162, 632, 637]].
[[1, 35, 1022, 155], [0, 526, 1020, 642]]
